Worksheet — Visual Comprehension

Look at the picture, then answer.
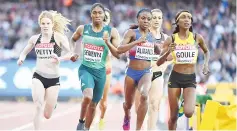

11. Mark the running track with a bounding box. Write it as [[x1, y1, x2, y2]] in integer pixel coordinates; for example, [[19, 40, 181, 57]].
[[0, 99, 154, 131], [1, 97, 193, 131]]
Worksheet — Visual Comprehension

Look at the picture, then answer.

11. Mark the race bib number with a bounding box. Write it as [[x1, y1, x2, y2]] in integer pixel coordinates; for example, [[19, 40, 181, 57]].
[[35, 43, 55, 59], [174, 45, 198, 64], [135, 42, 154, 60], [84, 43, 104, 62]]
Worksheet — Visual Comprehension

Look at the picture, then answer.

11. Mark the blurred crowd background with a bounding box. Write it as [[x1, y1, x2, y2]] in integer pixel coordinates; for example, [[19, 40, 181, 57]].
[[0, 0, 236, 87]]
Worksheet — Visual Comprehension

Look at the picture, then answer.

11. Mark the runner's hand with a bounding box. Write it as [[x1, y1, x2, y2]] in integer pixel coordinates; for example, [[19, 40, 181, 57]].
[[202, 64, 210, 75], [168, 43, 176, 52], [70, 54, 79, 62], [17, 59, 24, 66]]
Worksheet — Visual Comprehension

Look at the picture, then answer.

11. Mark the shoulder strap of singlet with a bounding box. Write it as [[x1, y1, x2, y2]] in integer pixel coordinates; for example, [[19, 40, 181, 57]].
[[160, 32, 164, 41], [193, 33, 197, 41], [104, 25, 112, 37], [193, 32, 199, 47], [171, 34, 175, 43], [50, 32, 55, 43], [134, 28, 139, 34], [82, 24, 90, 35], [35, 34, 42, 45], [132, 29, 139, 40], [147, 31, 153, 40]]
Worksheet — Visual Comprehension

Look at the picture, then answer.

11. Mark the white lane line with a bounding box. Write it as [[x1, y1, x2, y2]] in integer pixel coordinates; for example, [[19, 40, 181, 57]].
[[0, 111, 30, 119]]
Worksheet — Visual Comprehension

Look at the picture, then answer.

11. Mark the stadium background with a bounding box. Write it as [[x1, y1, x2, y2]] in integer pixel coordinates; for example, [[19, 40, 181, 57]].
[[0, 0, 236, 130]]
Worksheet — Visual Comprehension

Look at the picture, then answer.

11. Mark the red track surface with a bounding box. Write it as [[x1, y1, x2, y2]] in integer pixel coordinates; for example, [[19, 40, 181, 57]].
[[0, 100, 139, 130]]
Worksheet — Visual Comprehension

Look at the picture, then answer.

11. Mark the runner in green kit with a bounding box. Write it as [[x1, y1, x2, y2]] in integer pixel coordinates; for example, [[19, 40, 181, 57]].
[[69, 3, 120, 130]]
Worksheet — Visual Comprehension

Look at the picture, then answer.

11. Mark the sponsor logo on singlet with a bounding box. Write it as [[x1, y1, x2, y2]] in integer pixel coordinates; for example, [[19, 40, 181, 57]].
[[84, 43, 104, 62], [35, 43, 55, 59]]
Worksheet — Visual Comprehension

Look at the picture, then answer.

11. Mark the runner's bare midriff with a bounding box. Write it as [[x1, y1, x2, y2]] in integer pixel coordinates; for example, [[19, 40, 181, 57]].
[[128, 59, 151, 70], [173, 64, 196, 74]]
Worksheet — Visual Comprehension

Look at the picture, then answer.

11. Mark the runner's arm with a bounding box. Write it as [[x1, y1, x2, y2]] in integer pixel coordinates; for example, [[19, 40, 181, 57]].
[[58, 33, 72, 61], [106, 28, 120, 59], [18, 36, 35, 61], [157, 36, 172, 66], [197, 34, 209, 67], [117, 29, 138, 54], [70, 25, 84, 54]]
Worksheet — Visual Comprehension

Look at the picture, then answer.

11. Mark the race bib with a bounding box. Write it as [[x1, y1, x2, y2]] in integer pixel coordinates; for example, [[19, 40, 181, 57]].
[[173, 45, 198, 64], [84, 43, 104, 62], [135, 42, 154, 60], [35, 43, 55, 59]]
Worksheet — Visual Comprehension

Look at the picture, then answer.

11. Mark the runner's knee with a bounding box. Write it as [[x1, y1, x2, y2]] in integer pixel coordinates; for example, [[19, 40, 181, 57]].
[[149, 99, 159, 111], [89, 102, 97, 110], [83, 88, 93, 100], [140, 87, 149, 98], [140, 94, 148, 104], [184, 109, 194, 118], [44, 110, 52, 119], [34, 100, 44, 110]]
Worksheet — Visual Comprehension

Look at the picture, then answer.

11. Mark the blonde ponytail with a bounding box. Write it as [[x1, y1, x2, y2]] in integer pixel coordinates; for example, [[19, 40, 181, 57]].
[[38, 10, 71, 34]]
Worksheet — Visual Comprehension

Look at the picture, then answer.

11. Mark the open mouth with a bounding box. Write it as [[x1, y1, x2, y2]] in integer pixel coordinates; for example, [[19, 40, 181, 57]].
[[184, 23, 190, 26]]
